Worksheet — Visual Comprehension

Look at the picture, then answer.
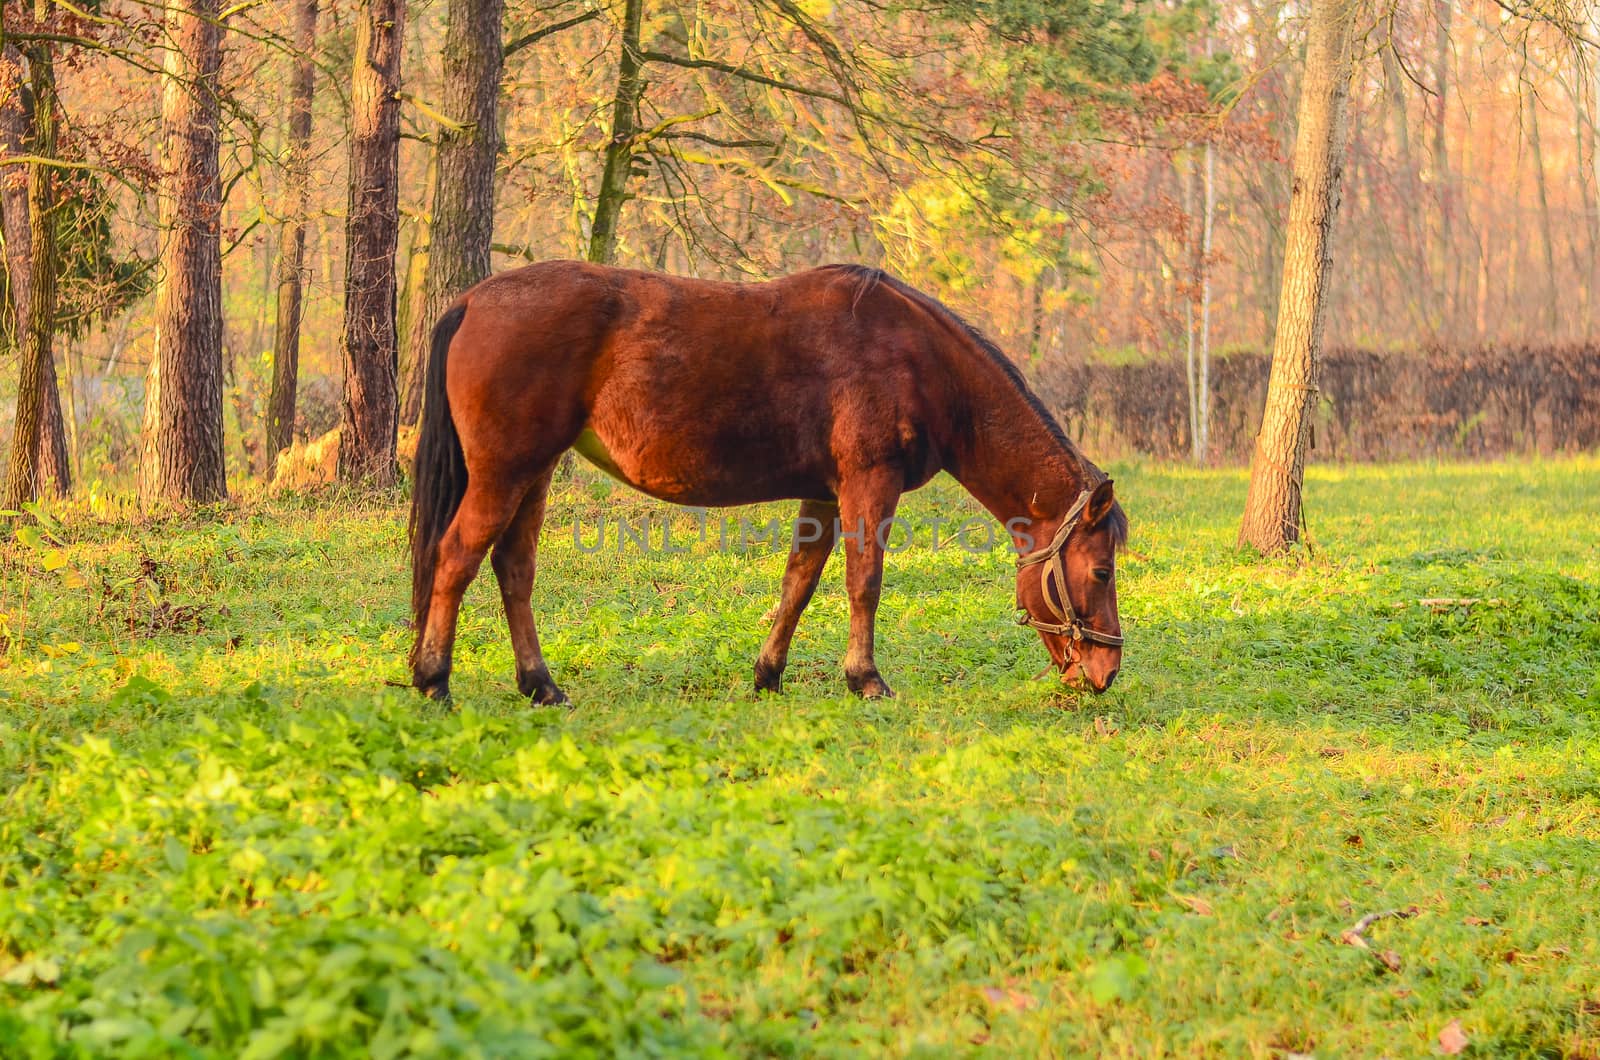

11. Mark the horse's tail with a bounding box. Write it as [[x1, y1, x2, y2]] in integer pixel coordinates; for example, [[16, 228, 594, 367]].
[[408, 303, 469, 663]]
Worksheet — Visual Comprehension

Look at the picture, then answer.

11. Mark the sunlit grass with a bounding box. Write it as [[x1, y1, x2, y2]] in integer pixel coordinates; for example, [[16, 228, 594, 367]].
[[2, 458, 1598, 1056]]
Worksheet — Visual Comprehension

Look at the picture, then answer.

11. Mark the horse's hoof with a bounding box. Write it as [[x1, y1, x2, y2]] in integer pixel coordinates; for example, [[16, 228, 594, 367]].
[[531, 683, 570, 707], [753, 661, 784, 694], [520, 667, 570, 707], [847, 671, 894, 699], [416, 672, 454, 704]]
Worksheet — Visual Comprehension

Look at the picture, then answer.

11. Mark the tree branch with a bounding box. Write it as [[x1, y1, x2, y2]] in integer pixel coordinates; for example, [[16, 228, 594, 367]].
[[504, 10, 600, 57], [640, 50, 848, 105]]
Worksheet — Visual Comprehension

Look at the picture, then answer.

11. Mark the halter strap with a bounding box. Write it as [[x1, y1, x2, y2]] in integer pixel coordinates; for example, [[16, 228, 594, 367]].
[[1014, 489, 1125, 651]]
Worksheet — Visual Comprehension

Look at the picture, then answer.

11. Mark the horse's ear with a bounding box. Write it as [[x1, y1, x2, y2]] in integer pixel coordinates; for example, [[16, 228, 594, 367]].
[[1082, 479, 1116, 527]]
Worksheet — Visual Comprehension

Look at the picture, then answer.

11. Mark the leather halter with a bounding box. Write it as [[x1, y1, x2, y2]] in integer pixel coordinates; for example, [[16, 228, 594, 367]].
[[1015, 489, 1125, 655]]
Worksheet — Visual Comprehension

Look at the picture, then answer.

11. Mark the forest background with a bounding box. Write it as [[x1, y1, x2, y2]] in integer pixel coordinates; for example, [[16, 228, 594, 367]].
[[0, 0, 1593, 499]]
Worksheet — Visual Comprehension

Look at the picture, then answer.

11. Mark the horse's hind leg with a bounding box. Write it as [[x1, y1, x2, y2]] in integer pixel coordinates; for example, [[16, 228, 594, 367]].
[[754, 499, 838, 693], [413, 477, 528, 700], [491, 468, 566, 705]]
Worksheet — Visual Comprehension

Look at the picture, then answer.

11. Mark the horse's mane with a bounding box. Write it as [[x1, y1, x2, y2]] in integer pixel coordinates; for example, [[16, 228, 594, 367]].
[[821, 264, 1127, 546]]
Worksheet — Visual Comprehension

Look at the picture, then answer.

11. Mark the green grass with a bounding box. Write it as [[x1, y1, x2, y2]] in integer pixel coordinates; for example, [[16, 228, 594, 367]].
[[2, 458, 1598, 1057]]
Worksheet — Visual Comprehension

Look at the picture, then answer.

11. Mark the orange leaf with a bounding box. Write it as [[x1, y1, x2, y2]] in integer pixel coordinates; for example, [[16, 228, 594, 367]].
[[1438, 1019, 1469, 1055]]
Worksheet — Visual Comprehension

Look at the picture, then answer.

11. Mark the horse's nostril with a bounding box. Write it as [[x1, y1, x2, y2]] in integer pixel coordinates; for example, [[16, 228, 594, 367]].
[[1099, 668, 1118, 691]]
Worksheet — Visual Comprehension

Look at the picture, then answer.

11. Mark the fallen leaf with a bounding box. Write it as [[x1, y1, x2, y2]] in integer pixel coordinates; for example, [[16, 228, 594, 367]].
[[1175, 894, 1214, 916], [981, 982, 1039, 1012], [1462, 916, 1492, 926], [1438, 1019, 1469, 1054], [1378, 949, 1402, 973], [1339, 929, 1369, 949]]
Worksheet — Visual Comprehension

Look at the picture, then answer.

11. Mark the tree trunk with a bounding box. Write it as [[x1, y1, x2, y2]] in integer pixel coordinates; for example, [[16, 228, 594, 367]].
[[1569, 73, 1599, 332], [398, 151, 437, 427], [406, 0, 503, 426], [1593, 7, 1600, 331], [143, 0, 228, 506], [1183, 151, 1199, 460], [337, 0, 405, 485], [1238, 0, 1358, 553], [266, 0, 318, 465], [1525, 91, 1559, 337], [0, 39, 68, 499], [1, 36, 60, 511], [1429, 0, 1452, 336], [588, 0, 644, 264], [1027, 267, 1044, 370], [1197, 137, 1215, 463], [1380, 40, 1430, 333]]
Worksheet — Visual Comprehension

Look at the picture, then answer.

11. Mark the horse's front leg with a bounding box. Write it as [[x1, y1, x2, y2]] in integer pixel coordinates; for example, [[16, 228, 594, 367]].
[[754, 498, 839, 693], [837, 473, 901, 698]]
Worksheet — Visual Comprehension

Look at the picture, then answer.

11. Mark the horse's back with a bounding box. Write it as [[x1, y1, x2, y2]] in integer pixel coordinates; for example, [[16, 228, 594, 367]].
[[445, 262, 943, 504]]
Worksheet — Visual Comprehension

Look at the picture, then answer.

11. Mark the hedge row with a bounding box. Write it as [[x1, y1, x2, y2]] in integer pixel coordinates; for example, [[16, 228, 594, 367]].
[[1038, 346, 1600, 463]]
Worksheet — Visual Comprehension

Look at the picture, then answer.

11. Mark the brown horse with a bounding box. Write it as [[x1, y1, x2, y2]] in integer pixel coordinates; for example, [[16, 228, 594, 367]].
[[409, 261, 1126, 703]]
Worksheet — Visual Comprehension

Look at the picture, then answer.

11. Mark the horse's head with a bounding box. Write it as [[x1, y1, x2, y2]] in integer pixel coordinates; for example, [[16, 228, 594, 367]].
[[1014, 479, 1124, 692]]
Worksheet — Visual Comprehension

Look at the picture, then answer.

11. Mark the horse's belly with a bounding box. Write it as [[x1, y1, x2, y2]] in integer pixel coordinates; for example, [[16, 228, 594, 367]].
[[572, 424, 831, 507]]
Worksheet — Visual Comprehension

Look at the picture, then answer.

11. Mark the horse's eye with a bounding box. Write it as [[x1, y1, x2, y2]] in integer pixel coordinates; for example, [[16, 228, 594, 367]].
[[1092, 568, 1112, 584]]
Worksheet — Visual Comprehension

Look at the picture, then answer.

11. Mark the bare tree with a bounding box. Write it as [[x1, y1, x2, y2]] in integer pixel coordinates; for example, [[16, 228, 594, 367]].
[[1183, 142, 1215, 466], [266, 0, 319, 466], [1525, 89, 1559, 336], [142, 0, 228, 505], [337, 0, 405, 485], [1238, 0, 1360, 552]]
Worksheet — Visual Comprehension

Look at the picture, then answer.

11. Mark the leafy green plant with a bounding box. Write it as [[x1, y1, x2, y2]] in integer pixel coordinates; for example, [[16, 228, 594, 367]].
[[1, 458, 1598, 1056]]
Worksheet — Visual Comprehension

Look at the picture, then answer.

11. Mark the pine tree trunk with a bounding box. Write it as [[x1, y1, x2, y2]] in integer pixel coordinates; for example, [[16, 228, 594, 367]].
[[1238, 0, 1358, 553], [0, 39, 68, 499], [266, 0, 319, 466], [588, 0, 644, 265], [143, 0, 228, 506], [1, 38, 60, 511], [406, 0, 503, 426], [397, 151, 437, 428], [338, 0, 405, 485], [36, 352, 67, 492]]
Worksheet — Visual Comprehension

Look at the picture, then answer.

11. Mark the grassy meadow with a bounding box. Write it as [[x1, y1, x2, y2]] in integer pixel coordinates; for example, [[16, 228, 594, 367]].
[[1, 458, 1598, 1057]]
